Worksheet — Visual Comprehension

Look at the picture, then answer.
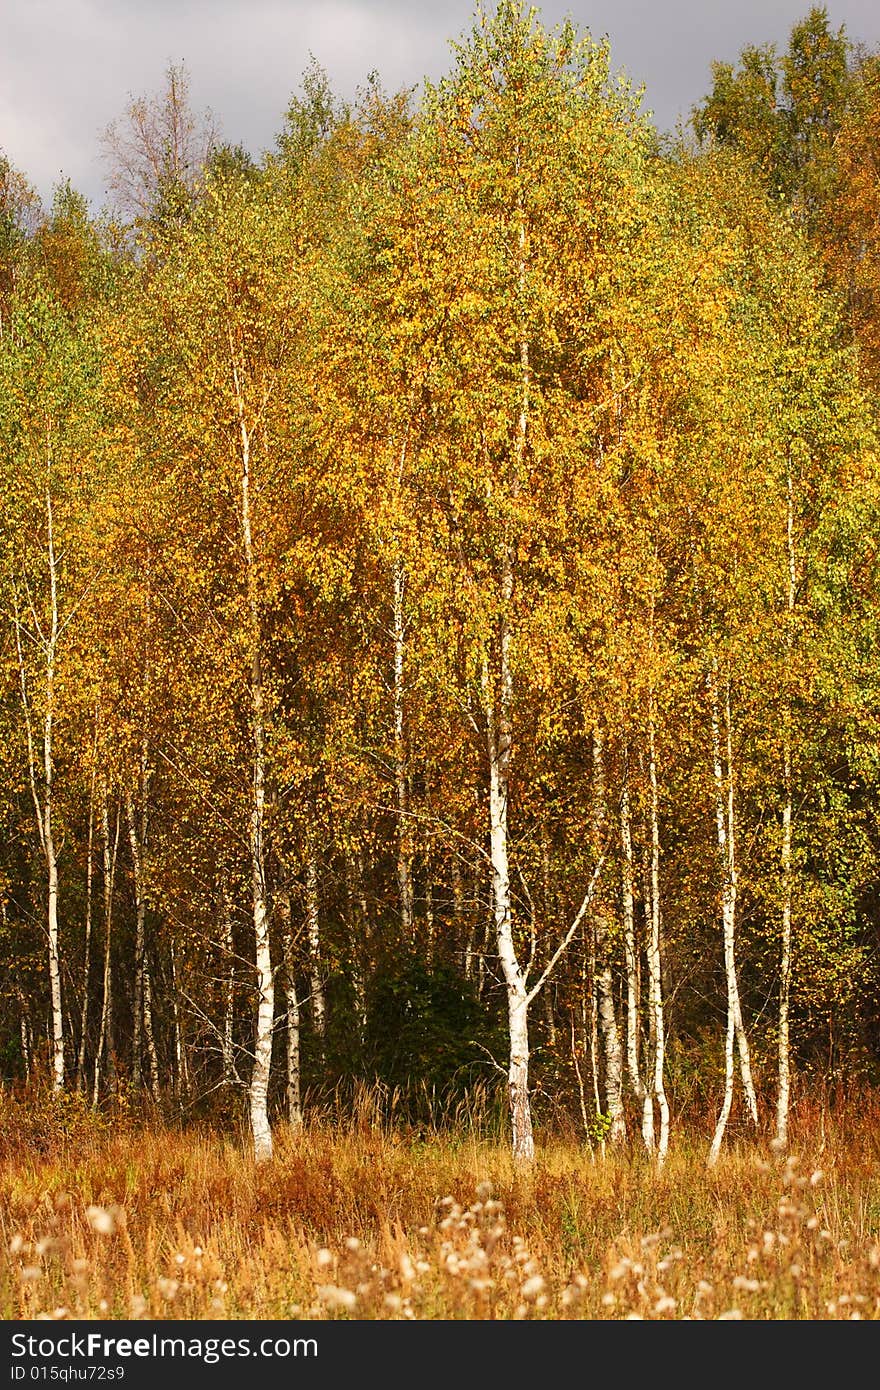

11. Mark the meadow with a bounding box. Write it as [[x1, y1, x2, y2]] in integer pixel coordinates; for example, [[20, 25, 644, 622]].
[[2, 1085, 880, 1321]]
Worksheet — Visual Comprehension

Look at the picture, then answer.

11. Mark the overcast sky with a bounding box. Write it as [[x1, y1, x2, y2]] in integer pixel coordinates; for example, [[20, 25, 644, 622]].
[[3, 0, 880, 211]]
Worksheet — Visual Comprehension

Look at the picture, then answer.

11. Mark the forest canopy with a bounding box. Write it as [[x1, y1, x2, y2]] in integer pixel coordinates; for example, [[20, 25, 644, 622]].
[[2, 2, 880, 1168]]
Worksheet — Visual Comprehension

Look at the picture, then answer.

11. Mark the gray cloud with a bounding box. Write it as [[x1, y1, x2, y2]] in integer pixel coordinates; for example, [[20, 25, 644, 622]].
[[2, 1, 879, 210]]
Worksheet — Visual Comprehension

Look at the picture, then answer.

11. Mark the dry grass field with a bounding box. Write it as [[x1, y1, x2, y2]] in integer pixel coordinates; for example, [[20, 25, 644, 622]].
[[3, 1084, 880, 1321]]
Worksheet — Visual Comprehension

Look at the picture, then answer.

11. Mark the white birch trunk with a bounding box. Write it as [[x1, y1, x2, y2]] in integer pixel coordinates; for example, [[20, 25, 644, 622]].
[[621, 741, 654, 1151], [305, 846, 325, 1047], [170, 943, 188, 1105], [708, 661, 758, 1164], [777, 766, 793, 1149], [128, 565, 153, 1094], [125, 787, 147, 1090], [278, 890, 303, 1130], [76, 738, 97, 1093], [13, 478, 64, 1090], [483, 627, 533, 1162], [393, 560, 414, 935], [591, 729, 626, 1146], [777, 461, 797, 1149], [44, 485, 64, 1092], [489, 177, 534, 1163], [220, 875, 235, 1088], [21, 1011, 32, 1082], [345, 845, 368, 1036], [93, 790, 119, 1106], [46, 790, 63, 1090], [725, 681, 759, 1123], [539, 833, 558, 1048], [587, 925, 604, 1157], [235, 399, 274, 1164], [647, 702, 670, 1164], [142, 961, 160, 1096]]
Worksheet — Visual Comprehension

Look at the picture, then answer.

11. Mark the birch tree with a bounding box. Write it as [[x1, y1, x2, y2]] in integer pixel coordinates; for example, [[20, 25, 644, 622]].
[[386, 0, 656, 1159], [1, 288, 105, 1091]]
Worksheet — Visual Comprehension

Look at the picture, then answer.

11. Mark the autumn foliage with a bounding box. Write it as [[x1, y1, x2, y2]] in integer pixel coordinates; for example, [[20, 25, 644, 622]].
[[1, 3, 880, 1190]]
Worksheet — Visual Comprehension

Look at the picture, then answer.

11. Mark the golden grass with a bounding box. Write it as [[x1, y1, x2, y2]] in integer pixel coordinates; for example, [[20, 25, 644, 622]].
[[2, 1086, 880, 1320]]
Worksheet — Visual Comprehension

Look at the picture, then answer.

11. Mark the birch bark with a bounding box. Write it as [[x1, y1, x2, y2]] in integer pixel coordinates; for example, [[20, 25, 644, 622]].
[[777, 461, 797, 1149], [13, 476, 64, 1090], [483, 622, 533, 1161], [75, 733, 97, 1093], [126, 783, 148, 1091], [305, 846, 326, 1047], [620, 740, 654, 1150], [591, 728, 626, 1145], [220, 875, 235, 1089], [93, 788, 119, 1105], [278, 890, 303, 1129], [708, 660, 758, 1165], [646, 704, 670, 1164], [392, 560, 414, 935], [234, 392, 274, 1163]]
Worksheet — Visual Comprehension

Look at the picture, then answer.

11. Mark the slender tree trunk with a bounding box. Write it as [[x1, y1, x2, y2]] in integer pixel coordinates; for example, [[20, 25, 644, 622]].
[[777, 750, 793, 1149], [424, 823, 435, 958], [393, 559, 414, 936], [587, 922, 604, 1157], [305, 845, 325, 1048], [20, 1011, 32, 1082], [463, 863, 478, 984], [646, 699, 670, 1164], [477, 911, 489, 1000], [93, 789, 119, 1106], [345, 845, 368, 1036], [484, 176, 535, 1164], [14, 480, 65, 1090], [278, 890, 303, 1130], [43, 484, 64, 1092], [777, 461, 797, 1149], [220, 875, 235, 1088], [128, 562, 153, 1093], [591, 728, 626, 1146], [708, 661, 758, 1164], [483, 621, 533, 1162], [76, 737, 97, 1093], [570, 1013, 591, 1147], [621, 740, 653, 1150], [724, 680, 758, 1122], [453, 852, 472, 981], [142, 960, 159, 1096], [46, 805, 63, 1091], [233, 376, 274, 1164], [125, 787, 147, 1091], [540, 830, 558, 1047], [544, 987, 557, 1047], [170, 943, 188, 1106]]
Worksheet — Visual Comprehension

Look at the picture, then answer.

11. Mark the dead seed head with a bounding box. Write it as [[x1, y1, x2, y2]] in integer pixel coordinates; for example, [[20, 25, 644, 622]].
[[316, 1284, 357, 1312], [85, 1205, 120, 1236]]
